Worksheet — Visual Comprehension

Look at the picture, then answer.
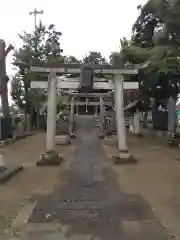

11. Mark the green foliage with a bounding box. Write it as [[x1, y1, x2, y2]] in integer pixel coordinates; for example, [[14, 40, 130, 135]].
[[11, 74, 25, 110], [111, 0, 180, 105], [132, 0, 163, 47], [64, 55, 81, 64], [11, 22, 63, 113], [83, 52, 107, 65], [57, 101, 66, 113], [110, 38, 150, 67]]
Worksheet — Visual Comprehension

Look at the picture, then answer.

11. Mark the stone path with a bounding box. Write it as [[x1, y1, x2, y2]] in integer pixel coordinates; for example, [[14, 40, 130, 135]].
[[11, 116, 168, 239]]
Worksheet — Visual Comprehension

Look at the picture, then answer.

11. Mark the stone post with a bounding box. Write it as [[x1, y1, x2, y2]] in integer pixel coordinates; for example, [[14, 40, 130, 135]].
[[99, 97, 104, 138], [95, 106, 98, 116], [129, 118, 134, 134], [113, 74, 136, 164], [69, 96, 75, 138], [85, 97, 88, 113], [46, 71, 57, 151], [134, 108, 140, 135], [76, 106, 79, 116]]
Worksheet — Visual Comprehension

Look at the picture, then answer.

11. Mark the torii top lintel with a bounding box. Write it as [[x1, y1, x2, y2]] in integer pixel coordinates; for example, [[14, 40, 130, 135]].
[[30, 63, 139, 75]]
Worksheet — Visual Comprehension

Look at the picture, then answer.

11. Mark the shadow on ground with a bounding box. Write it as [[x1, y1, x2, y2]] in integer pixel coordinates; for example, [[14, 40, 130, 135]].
[[26, 116, 168, 240]]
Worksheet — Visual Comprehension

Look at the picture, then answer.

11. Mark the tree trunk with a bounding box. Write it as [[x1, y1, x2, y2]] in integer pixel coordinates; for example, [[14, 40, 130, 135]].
[[1, 85, 10, 117], [167, 96, 176, 139], [0, 40, 13, 118]]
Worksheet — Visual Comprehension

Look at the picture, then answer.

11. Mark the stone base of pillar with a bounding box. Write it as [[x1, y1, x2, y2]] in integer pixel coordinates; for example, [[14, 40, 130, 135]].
[[99, 133, 105, 139], [104, 136, 117, 145], [37, 151, 63, 166], [0, 165, 23, 184], [112, 150, 137, 165], [70, 133, 76, 139]]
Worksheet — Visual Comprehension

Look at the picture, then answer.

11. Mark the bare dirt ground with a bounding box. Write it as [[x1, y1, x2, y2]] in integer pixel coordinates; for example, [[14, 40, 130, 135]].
[[103, 132, 180, 239], [1, 127, 180, 239], [0, 133, 75, 236], [2, 117, 170, 240]]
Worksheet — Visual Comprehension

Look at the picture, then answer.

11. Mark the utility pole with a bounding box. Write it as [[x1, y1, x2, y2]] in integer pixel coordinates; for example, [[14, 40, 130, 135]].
[[29, 8, 44, 132], [29, 8, 44, 32]]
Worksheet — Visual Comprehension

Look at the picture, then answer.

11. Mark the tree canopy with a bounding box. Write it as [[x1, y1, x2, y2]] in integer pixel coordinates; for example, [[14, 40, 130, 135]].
[[11, 22, 107, 124], [83, 52, 107, 65], [111, 0, 180, 104], [11, 22, 64, 114]]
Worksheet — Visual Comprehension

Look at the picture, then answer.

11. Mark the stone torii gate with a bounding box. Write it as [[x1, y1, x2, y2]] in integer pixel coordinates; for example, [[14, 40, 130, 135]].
[[62, 91, 114, 137], [31, 64, 139, 165]]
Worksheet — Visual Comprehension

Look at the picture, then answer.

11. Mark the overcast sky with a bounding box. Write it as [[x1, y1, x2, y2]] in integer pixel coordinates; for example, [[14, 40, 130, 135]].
[[0, 0, 147, 76]]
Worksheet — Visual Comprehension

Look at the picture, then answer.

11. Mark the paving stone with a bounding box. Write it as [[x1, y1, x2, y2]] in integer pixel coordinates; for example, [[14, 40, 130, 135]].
[[92, 165, 105, 182], [22, 232, 67, 240], [11, 203, 37, 230], [35, 201, 106, 211], [0, 165, 23, 184]]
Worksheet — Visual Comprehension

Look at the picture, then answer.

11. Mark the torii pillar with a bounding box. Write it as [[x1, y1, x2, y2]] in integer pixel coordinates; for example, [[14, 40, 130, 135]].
[[113, 73, 137, 164], [37, 71, 63, 166], [114, 74, 127, 151], [46, 71, 56, 151]]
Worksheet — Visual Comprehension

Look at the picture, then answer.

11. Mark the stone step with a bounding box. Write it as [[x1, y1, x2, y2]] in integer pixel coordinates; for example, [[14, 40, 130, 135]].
[[55, 135, 71, 145]]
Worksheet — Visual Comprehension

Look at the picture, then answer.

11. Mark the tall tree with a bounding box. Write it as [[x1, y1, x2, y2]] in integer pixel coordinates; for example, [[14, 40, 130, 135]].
[[111, 0, 180, 133], [12, 22, 63, 130], [138, 0, 180, 136]]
